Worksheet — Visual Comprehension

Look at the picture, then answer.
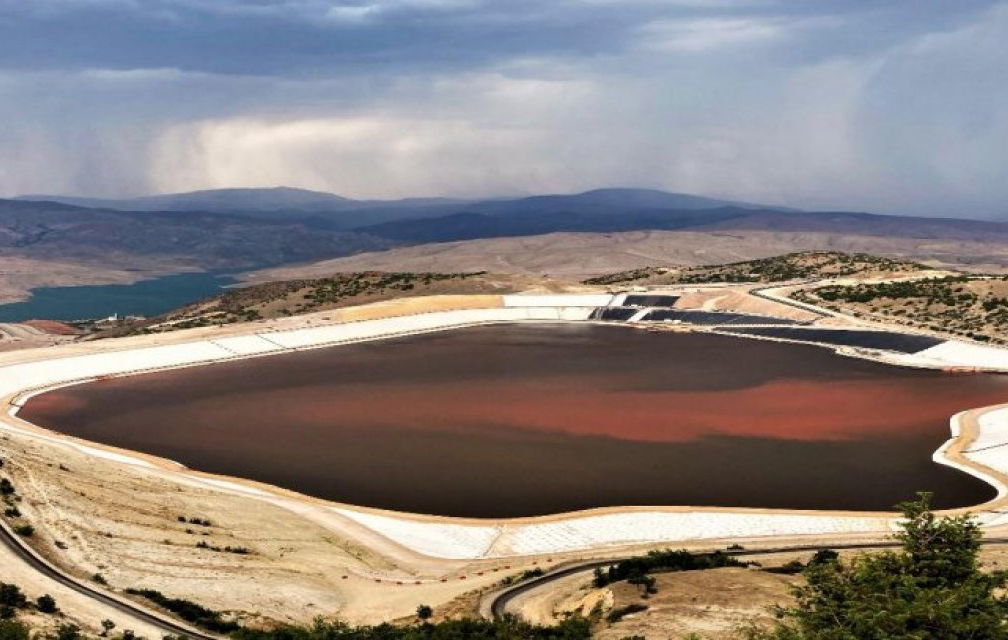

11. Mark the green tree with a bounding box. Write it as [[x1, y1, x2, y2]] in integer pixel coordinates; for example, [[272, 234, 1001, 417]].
[[51, 624, 82, 640], [746, 493, 1008, 639], [35, 594, 57, 614], [0, 619, 28, 640], [415, 604, 433, 622], [0, 585, 24, 609]]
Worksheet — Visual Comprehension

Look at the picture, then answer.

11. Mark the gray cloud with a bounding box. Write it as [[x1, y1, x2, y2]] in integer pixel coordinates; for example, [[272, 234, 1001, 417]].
[[0, 0, 1005, 216]]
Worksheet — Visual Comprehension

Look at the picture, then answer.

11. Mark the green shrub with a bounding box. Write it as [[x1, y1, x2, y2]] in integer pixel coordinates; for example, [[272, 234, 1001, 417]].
[[593, 549, 749, 587], [745, 494, 1008, 639], [125, 588, 240, 633], [0, 584, 25, 609], [606, 603, 648, 623], [12, 524, 33, 537], [52, 624, 82, 640], [231, 614, 591, 640], [35, 594, 56, 614], [0, 618, 28, 640]]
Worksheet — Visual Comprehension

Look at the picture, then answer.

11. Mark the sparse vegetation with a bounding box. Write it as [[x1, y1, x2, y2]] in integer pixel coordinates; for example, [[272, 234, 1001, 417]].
[[795, 274, 1008, 344], [52, 624, 82, 640], [761, 549, 839, 575], [499, 567, 545, 587], [99, 271, 502, 337], [11, 524, 33, 537], [605, 603, 648, 623], [195, 540, 250, 554], [592, 549, 750, 588], [232, 614, 592, 640], [0, 585, 26, 610], [125, 588, 241, 633], [584, 252, 925, 286], [0, 618, 28, 640], [35, 594, 57, 614]]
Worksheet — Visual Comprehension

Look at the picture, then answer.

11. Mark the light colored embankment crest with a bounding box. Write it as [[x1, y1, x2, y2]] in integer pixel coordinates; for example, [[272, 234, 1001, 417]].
[[3, 292, 1008, 559]]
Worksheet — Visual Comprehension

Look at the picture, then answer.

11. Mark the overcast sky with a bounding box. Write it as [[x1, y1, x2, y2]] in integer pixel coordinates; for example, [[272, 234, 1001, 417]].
[[0, 0, 1005, 216]]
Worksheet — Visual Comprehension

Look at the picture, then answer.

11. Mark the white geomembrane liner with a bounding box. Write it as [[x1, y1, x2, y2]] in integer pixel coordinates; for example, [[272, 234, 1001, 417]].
[[328, 509, 892, 559], [210, 335, 285, 356], [331, 508, 502, 560], [970, 408, 1008, 451], [495, 512, 892, 556], [913, 340, 1008, 370], [4, 296, 1008, 559], [502, 294, 615, 308]]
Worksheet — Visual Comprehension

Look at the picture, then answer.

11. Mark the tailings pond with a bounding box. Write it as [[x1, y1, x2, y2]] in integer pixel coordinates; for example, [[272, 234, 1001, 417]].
[[21, 325, 1008, 517]]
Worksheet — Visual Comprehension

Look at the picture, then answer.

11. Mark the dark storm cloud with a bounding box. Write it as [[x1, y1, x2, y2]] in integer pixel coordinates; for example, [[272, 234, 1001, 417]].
[[0, 0, 1005, 216], [0, 0, 991, 76], [0, 0, 672, 75]]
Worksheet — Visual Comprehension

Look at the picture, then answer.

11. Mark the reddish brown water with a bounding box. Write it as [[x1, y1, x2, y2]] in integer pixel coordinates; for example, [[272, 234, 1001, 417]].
[[21, 325, 1008, 517]]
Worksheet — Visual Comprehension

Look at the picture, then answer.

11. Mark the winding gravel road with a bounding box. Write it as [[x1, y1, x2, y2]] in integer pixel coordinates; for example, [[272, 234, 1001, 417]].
[[483, 538, 1008, 621], [0, 517, 216, 639]]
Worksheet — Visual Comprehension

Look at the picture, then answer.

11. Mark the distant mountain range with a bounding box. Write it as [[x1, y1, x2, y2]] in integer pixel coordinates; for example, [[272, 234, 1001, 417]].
[[0, 198, 390, 271], [19, 186, 475, 212], [16, 187, 471, 227], [16, 187, 777, 229], [7, 186, 1008, 281]]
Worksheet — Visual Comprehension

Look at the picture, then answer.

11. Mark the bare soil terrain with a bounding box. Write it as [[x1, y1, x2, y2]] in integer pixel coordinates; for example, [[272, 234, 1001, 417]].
[[512, 545, 1008, 639], [597, 567, 797, 640], [244, 230, 1008, 281], [585, 251, 926, 286], [794, 275, 1008, 345], [94, 271, 541, 337]]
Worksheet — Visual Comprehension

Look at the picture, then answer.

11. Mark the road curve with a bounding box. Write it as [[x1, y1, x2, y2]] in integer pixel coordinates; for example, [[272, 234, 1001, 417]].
[[0, 517, 216, 639], [484, 538, 1008, 620]]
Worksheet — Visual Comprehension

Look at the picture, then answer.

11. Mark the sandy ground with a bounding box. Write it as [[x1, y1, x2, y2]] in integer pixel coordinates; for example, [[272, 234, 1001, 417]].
[[597, 567, 798, 639], [243, 230, 1008, 282], [675, 288, 820, 322], [503, 551, 812, 637], [0, 322, 80, 352], [509, 545, 1008, 639], [0, 533, 168, 638]]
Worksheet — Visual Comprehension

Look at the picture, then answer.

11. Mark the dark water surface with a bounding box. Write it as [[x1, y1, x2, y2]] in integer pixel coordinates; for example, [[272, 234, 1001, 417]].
[[0, 271, 237, 322], [21, 325, 1008, 517], [721, 327, 944, 353]]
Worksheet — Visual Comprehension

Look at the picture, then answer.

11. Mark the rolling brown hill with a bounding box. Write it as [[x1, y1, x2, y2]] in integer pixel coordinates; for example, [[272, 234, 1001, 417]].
[[246, 228, 1008, 282]]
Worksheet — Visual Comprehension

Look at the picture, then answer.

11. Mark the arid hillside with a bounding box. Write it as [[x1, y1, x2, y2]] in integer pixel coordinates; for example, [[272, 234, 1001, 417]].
[[0, 199, 392, 302], [95, 271, 535, 337], [793, 274, 1008, 345], [245, 229, 1008, 282], [585, 252, 928, 285]]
